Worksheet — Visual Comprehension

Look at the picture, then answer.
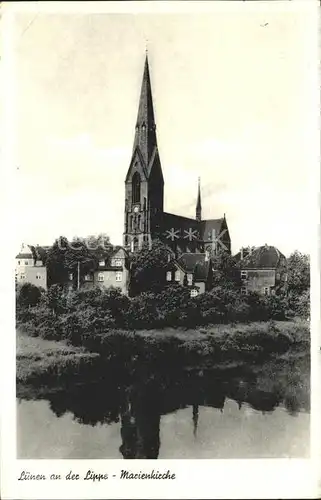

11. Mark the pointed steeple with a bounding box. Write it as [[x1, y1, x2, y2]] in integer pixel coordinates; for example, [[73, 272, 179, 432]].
[[133, 54, 158, 171], [196, 177, 202, 222]]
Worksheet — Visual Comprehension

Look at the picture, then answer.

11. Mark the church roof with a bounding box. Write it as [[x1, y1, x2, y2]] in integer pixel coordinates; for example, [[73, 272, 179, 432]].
[[162, 212, 199, 239], [133, 55, 158, 171], [200, 218, 224, 241], [177, 253, 210, 281], [235, 245, 285, 269]]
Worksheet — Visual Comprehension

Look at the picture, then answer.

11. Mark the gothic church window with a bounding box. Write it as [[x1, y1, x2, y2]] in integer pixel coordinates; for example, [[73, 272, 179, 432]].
[[132, 172, 141, 203], [132, 237, 139, 252]]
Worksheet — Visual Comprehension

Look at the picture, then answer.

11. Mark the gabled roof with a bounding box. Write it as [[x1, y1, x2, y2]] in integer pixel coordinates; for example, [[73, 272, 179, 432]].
[[200, 218, 224, 241], [176, 253, 211, 281], [15, 253, 33, 259], [235, 245, 286, 269]]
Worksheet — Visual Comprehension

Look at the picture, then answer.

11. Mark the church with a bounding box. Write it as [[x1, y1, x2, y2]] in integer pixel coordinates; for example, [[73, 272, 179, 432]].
[[123, 55, 231, 257]]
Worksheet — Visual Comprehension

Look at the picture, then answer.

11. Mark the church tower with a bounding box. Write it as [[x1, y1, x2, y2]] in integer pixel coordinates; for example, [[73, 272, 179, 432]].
[[123, 55, 164, 252]]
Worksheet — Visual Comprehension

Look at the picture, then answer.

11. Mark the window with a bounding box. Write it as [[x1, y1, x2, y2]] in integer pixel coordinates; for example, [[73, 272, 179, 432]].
[[132, 172, 141, 203], [167, 253, 171, 263], [69, 273, 73, 280], [20, 274, 25, 280], [175, 271, 180, 282], [241, 287, 247, 295], [84, 274, 91, 281], [166, 271, 172, 281], [116, 271, 122, 282], [132, 238, 139, 252], [187, 273, 193, 285], [98, 273, 104, 282], [263, 287, 270, 296], [276, 273, 280, 280], [191, 289, 198, 298], [284, 273, 288, 282], [25, 261, 29, 265], [99, 260, 105, 267], [36, 273, 41, 280], [18, 260, 20, 265], [112, 259, 122, 267], [241, 270, 247, 280]]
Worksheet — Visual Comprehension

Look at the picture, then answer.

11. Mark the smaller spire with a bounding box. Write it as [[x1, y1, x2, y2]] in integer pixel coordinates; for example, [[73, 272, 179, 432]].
[[196, 177, 202, 222]]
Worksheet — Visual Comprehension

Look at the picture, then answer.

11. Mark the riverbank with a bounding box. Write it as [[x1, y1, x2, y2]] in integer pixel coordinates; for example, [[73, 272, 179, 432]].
[[17, 319, 309, 391]]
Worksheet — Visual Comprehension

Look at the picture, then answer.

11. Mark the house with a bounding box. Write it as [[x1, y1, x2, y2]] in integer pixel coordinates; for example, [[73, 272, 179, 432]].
[[235, 245, 287, 296], [166, 253, 213, 297], [68, 246, 130, 295], [15, 243, 48, 289], [123, 55, 231, 256]]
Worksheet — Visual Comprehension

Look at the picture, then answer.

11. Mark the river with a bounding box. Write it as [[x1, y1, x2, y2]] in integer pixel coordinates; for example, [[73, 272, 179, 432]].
[[17, 355, 310, 459]]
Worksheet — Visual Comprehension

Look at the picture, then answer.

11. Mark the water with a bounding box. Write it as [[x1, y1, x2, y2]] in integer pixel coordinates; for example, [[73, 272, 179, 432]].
[[17, 357, 310, 459]]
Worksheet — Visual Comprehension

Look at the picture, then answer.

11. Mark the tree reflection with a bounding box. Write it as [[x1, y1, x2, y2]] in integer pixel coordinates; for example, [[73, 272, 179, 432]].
[[20, 356, 309, 459]]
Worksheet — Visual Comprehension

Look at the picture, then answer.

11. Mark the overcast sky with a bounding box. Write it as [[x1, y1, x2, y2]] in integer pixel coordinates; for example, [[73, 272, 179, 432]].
[[10, 2, 318, 256]]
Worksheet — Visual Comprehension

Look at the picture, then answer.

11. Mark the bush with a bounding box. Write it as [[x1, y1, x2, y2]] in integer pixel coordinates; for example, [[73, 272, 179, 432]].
[[16, 283, 43, 309]]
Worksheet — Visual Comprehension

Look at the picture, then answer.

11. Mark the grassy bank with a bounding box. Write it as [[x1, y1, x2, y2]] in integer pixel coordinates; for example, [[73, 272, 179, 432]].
[[16, 330, 101, 395], [17, 319, 309, 391]]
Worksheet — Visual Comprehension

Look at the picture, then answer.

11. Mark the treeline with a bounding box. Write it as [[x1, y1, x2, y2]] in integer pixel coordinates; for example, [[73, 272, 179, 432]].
[[16, 280, 308, 346]]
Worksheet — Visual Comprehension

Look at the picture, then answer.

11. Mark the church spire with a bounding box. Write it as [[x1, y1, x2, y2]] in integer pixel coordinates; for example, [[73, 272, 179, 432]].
[[196, 177, 202, 222], [133, 54, 157, 170]]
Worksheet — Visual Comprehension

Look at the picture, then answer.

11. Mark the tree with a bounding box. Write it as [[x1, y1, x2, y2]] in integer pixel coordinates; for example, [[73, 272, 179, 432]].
[[16, 282, 43, 308], [211, 251, 241, 290], [64, 237, 97, 290], [46, 283, 66, 316], [129, 239, 171, 295], [287, 251, 310, 295], [46, 236, 69, 287]]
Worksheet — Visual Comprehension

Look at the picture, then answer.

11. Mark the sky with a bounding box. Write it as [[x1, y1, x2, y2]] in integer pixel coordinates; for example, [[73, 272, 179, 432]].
[[10, 2, 318, 256]]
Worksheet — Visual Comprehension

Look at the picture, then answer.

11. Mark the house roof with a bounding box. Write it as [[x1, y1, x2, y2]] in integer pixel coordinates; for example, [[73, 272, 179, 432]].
[[235, 245, 285, 269], [15, 253, 33, 259], [176, 253, 211, 281]]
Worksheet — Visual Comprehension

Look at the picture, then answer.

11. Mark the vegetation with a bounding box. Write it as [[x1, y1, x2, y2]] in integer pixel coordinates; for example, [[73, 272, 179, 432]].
[[46, 234, 113, 287]]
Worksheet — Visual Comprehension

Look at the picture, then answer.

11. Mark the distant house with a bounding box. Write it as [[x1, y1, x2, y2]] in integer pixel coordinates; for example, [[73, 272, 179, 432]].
[[235, 245, 287, 296], [166, 253, 213, 297], [15, 243, 48, 289], [68, 246, 130, 295]]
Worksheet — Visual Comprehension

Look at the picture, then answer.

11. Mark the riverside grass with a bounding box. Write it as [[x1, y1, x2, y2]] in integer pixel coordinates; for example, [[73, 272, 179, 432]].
[[17, 319, 309, 388]]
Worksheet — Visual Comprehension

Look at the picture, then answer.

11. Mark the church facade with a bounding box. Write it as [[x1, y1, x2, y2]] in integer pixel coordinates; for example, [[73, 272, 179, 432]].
[[123, 55, 231, 257]]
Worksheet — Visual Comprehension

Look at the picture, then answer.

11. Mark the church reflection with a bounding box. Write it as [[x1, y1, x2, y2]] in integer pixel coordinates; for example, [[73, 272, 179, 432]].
[[23, 362, 309, 460]]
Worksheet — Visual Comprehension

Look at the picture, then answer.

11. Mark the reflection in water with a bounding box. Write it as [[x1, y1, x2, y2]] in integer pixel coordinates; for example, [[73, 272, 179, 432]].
[[17, 356, 310, 459]]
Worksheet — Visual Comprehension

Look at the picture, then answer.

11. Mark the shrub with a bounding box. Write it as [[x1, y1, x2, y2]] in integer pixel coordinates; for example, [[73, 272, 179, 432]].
[[16, 283, 43, 309]]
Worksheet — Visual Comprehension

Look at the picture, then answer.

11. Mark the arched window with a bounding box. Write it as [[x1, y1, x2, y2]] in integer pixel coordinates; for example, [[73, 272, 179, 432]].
[[132, 172, 141, 203], [131, 237, 139, 253]]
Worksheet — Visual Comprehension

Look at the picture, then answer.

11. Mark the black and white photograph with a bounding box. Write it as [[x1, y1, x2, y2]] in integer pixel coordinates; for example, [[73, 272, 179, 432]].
[[1, 0, 320, 498]]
